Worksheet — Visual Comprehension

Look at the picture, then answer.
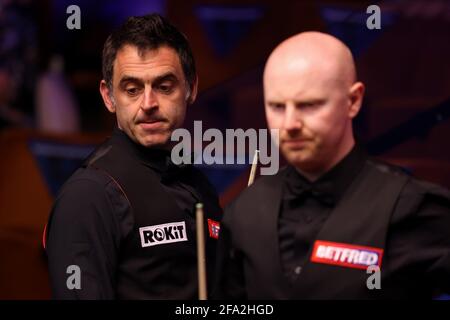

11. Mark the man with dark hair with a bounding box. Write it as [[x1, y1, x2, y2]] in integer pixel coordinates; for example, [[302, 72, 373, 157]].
[[214, 31, 450, 299], [45, 14, 222, 299]]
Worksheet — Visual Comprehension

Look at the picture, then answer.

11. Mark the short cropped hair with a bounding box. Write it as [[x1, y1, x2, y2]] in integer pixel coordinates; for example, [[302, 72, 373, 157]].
[[102, 14, 196, 91]]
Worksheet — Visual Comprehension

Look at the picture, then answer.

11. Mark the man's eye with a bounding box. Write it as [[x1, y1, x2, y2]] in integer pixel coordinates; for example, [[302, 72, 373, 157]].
[[158, 84, 173, 93], [301, 101, 322, 109], [269, 103, 285, 111], [126, 87, 140, 96]]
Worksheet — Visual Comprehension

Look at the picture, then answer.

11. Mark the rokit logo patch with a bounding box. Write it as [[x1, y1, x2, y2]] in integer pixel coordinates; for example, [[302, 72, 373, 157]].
[[139, 221, 188, 247]]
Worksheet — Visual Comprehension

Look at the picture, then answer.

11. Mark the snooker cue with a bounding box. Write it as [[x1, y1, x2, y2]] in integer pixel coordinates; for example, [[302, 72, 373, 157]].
[[196, 203, 207, 300], [248, 149, 259, 186]]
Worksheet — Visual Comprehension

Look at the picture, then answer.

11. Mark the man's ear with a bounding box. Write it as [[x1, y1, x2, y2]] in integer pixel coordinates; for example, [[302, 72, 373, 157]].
[[99, 80, 116, 113], [348, 81, 365, 119], [187, 75, 198, 105]]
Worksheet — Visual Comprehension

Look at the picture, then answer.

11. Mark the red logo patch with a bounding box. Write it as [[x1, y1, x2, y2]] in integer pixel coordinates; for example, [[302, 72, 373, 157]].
[[310, 240, 383, 270], [207, 219, 220, 239]]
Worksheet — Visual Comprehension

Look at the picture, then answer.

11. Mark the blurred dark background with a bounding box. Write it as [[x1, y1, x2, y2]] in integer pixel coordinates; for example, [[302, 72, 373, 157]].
[[0, 0, 449, 299]]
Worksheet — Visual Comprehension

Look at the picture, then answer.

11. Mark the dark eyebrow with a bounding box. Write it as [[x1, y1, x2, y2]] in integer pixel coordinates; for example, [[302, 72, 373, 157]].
[[152, 72, 178, 86], [119, 76, 144, 88], [118, 72, 179, 88]]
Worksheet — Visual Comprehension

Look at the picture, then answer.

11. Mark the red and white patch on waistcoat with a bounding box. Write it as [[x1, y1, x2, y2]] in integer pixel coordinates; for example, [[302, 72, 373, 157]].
[[310, 240, 383, 270], [207, 219, 220, 239]]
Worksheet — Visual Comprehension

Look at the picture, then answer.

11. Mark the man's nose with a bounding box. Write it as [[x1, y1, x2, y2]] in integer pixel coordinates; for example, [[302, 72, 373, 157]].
[[283, 103, 303, 131], [141, 87, 158, 112]]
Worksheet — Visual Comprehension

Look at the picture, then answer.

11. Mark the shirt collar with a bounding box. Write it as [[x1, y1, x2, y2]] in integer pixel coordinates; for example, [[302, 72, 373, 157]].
[[284, 144, 367, 206], [109, 126, 173, 173]]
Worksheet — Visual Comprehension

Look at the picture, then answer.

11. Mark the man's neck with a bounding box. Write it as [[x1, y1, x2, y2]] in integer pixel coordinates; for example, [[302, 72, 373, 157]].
[[295, 138, 356, 182]]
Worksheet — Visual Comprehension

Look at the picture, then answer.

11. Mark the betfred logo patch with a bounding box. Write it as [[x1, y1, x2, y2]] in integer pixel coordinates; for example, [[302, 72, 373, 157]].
[[207, 219, 220, 239], [139, 221, 188, 248], [311, 240, 383, 270]]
